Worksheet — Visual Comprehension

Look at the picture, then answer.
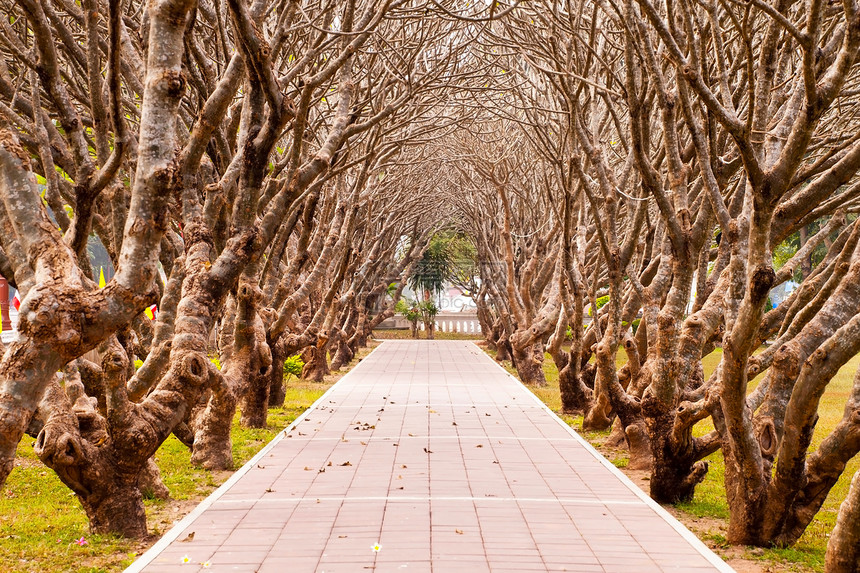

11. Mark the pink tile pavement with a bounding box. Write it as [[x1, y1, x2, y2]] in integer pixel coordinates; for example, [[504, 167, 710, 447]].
[[127, 340, 734, 573]]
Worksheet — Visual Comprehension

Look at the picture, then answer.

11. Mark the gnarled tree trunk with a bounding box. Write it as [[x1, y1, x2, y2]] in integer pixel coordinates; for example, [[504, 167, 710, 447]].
[[826, 469, 860, 573]]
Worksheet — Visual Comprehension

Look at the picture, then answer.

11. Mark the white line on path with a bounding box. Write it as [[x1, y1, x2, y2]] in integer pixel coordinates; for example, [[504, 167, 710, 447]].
[[282, 435, 571, 441], [211, 495, 645, 505]]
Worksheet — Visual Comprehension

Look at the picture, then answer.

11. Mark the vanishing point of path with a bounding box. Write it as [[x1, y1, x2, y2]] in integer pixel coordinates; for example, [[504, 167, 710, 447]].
[[128, 340, 734, 573]]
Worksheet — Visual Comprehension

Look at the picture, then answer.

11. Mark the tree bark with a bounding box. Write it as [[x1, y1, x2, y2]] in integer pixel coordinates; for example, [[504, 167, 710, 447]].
[[510, 342, 547, 386], [267, 339, 288, 408], [825, 469, 860, 573]]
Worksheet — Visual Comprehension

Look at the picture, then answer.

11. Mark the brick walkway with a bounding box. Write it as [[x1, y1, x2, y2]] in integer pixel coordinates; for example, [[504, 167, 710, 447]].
[[127, 340, 734, 573]]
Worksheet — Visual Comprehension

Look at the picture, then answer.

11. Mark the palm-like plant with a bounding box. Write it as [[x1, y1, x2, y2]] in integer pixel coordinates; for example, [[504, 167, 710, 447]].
[[408, 236, 452, 299]]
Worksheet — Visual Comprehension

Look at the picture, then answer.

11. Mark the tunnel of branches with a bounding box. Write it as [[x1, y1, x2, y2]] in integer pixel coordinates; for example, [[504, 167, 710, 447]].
[[0, 0, 859, 569]]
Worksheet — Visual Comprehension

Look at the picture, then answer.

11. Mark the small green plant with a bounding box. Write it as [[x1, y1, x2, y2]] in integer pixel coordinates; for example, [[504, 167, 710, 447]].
[[419, 299, 439, 339], [386, 282, 398, 299], [396, 298, 423, 338], [283, 355, 304, 382], [587, 295, 611, 317], [420, 299, 438, 319], [396, 298, 421, 322]]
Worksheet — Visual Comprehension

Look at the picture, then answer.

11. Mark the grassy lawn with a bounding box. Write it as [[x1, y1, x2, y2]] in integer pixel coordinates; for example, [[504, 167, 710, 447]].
[[0, 345, 375, 573], [490, 345, 859, 573]]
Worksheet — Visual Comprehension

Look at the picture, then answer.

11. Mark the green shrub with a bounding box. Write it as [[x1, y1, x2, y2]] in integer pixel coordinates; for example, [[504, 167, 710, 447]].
[[420, 299, 438, 318], [587, 295, 611, 317], [283, 355, 304, 380], [396, 298, 422, 322]]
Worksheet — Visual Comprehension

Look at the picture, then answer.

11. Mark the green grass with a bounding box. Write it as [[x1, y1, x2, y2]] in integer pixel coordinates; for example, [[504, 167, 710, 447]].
[[0, 448, 132, 573], [0, 376, 344, 572], [490, 345, 860, 573]]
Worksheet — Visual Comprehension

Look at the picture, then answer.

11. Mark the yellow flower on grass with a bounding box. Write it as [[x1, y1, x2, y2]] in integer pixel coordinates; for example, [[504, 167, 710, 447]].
[[181, 555, 191, 564], [372, 543, 382, 552]]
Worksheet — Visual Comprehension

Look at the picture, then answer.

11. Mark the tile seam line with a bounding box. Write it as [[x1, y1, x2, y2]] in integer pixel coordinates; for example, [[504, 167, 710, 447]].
[[283, 435, 564, 441], [453, 379, 491, 572], [467, 341, 737, 573], [205, 494, 644, 505], [123, 342, 384, 573], [312, 382, 384, 573], [472, 385, 550, 570], [373, 380, 414, 573]]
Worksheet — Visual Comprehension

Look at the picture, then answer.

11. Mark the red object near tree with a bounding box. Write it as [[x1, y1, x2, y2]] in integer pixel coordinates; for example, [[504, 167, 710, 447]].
[[0, 277, 10, 331]]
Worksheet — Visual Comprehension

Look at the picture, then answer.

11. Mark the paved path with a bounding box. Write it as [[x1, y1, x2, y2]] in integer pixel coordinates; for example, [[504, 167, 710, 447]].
[[128, 340, 733, 573]]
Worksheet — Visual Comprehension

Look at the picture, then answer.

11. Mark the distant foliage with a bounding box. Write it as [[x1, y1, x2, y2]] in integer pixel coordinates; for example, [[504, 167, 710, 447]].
[[409, 236, 452, 296], [283, 355, 305, 380], [408, 231, 476, 296], [587, 295, 611, 317], [420, 299, 438, 319], [396, 298, 422, 322]]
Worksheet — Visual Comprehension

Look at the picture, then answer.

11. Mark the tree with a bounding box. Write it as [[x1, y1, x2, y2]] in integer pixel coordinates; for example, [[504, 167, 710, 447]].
[[396, 298, 422, 338], [409, 235, 454, 299], [0, 0, 480, 536], [480, 0, 860, 550]]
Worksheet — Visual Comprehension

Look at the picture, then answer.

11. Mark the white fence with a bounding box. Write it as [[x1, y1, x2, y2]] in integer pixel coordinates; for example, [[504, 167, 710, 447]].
[[428, 315, 482, 334], [378, 313, 482, 334]]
